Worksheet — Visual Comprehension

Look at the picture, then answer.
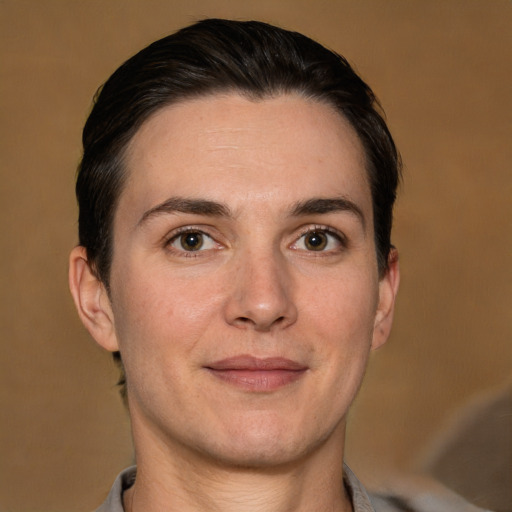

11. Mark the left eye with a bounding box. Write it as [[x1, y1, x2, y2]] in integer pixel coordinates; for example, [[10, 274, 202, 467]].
[[169, 231, 217, 252], [293, 230, 342, 252]]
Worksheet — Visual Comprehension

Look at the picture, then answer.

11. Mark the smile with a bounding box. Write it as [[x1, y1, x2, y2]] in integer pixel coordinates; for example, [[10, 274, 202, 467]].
[[204, 356, 308, 392]]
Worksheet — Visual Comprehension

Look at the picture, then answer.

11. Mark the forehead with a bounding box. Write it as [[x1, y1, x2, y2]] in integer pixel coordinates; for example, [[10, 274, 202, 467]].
[[120, 93, 371, 219]]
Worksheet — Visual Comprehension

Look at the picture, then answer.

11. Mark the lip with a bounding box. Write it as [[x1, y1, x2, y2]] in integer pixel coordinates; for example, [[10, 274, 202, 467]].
[[204, 356, 308, 392]]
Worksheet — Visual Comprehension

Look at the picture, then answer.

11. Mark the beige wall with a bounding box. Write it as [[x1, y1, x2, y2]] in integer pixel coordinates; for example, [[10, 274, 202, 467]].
[[1, 1, 510, 510]]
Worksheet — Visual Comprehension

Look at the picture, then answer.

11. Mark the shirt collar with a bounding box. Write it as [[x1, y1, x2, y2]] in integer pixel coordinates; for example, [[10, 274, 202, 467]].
[[95, 464, 376, 512]]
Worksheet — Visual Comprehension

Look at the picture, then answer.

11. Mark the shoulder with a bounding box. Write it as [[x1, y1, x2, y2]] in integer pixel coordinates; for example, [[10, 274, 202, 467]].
[[368, 474, 492, 512], [94, 466, 136, 512], [344, 463, 490, 512]]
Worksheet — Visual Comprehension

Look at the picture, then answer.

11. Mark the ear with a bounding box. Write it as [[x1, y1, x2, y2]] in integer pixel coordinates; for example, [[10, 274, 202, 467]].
[[69, 246, 119, 352], [371, 247, 400, 351]]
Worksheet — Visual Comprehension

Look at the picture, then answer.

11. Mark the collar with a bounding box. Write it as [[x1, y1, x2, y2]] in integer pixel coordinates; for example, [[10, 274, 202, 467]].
[[95, 464, 376, 512]]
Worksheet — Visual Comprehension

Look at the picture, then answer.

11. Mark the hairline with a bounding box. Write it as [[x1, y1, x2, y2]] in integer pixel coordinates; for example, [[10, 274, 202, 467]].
[[100, 88, 380, 286]]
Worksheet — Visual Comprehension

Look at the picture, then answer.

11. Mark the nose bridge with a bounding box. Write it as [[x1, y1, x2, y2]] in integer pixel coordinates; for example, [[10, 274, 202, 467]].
[[225, 242, 297, 331]]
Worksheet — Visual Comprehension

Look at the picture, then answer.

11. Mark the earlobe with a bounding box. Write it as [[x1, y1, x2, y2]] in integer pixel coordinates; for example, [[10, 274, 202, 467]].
[[68, 246, 119, 352], [371, 247, 400, 351]]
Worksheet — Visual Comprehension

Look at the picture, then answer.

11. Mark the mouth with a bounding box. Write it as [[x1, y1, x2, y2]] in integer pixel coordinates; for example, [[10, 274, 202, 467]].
[[204, 356, 308, 392]]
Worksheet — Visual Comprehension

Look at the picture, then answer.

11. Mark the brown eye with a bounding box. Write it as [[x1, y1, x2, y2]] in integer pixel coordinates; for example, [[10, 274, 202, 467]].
[[291, 228, 344, 253], [168, 230, 218, 254], [304, 231, 328, 251], [179, 232, 204, 251]]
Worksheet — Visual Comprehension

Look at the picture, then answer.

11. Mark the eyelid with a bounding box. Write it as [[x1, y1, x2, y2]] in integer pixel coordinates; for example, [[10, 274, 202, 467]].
[[161, 223, 347, 256], [164, 226, 224, 255], [298, 224, 346, 240], [164, 224, 218, 241], [291, 225, 347, 252]]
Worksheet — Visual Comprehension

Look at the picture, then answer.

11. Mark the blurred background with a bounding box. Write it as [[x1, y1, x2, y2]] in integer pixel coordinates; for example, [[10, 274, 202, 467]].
[[1, 1, 510, 511]]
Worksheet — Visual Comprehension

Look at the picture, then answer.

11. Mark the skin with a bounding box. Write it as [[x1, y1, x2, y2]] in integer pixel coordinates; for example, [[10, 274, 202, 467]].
[[70, 93, 399, 512]]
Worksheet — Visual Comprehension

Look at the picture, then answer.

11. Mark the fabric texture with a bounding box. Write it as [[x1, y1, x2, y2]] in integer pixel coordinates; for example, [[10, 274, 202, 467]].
[[94, 464, 491, 512], [95, 466, 136, 512], [95, 464, 376, 512]]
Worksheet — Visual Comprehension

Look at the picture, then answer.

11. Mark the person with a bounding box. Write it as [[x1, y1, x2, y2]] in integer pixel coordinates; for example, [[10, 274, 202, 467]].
[[68, 18, 484, 512]]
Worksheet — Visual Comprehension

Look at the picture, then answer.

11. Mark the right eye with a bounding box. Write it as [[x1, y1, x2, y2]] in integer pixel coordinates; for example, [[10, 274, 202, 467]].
[[168, 231, 217, 253], [291, 227, 345, 254]]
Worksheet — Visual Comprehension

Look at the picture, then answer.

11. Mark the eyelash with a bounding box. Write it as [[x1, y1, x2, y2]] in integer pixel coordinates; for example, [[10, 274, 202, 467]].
[[163, 225, 347, 257], [294, 225, 347, 253], [164, 226, 219, 258]]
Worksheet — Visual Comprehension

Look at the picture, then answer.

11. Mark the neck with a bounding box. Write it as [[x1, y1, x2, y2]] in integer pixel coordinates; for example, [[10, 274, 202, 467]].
[[124, 423, 352, 512]]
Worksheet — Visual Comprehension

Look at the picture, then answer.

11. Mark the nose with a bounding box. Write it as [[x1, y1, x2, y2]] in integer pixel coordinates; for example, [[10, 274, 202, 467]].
[[224, 249, 298, 332]]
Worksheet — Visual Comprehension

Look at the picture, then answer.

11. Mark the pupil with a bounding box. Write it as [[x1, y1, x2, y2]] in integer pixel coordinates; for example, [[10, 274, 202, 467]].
[[306, 231, 327, 250], [181, 232, 203, 251]]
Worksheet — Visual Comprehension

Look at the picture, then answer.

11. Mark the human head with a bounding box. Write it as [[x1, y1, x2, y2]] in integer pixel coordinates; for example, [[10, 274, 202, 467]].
[[76, 18, 401, 289], [72, 92, 400, 469]]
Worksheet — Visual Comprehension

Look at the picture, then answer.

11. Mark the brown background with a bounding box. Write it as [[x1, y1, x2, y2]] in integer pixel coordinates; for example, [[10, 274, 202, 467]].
[[1, 1, 510, 511]]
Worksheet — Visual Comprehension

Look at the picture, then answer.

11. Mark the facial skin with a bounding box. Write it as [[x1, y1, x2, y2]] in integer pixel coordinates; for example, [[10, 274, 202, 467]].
[[70, 93, 398, 509]]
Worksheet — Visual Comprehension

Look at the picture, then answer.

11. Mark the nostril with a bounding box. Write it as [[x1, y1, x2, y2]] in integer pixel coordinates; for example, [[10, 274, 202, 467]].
[[233, 315, 286, 329]]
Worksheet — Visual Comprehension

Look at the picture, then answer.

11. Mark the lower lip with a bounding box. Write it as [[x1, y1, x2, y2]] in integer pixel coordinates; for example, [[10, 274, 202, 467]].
[[206, 369, 306, 391]]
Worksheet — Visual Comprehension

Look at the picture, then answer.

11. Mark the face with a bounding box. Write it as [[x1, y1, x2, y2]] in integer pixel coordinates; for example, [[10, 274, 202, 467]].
[[71, 93, 398, 468]]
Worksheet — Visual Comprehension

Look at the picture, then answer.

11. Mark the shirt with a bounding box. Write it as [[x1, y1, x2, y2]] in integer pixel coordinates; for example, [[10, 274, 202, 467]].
[[95, 464, 376, 512], [95, 464, 489, 512]]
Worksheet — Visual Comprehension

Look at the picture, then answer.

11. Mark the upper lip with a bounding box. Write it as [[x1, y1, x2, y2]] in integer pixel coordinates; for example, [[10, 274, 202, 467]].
[[206, 355, 308, 371]]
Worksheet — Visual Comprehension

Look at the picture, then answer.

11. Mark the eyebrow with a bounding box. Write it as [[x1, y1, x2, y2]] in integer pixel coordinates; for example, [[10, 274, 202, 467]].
[[290, 197, 366, 228], [138, 195, 366, 228], [138, 197, 232, 226]]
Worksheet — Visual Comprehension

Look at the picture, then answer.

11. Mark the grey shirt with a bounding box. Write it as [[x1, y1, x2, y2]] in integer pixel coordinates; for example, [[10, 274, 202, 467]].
[[95, 465, 490, 512]]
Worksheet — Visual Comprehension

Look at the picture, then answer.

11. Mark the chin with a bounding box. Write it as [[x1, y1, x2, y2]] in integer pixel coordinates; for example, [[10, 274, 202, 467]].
[[193, 414, 340, 470], [200, 440, 310, 470]]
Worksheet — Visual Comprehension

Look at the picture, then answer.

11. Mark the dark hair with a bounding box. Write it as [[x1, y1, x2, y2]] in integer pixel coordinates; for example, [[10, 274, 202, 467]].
[[76, 19, 401, 397], [77, 18, 400, 283]]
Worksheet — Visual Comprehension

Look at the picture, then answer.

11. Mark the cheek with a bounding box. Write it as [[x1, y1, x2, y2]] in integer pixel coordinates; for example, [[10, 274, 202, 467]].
[[292, 271, 379, 426], [110, 262, 224, 356], [303, 269, 379, 342], [301, 268, 379, 395]]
